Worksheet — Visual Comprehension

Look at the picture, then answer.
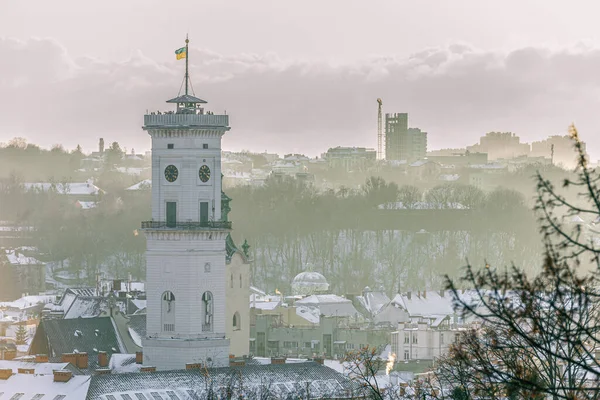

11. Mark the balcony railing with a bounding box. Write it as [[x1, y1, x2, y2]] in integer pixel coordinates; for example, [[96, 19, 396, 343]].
[[144, 113, 229, 128], [141, 221, 232, 230]]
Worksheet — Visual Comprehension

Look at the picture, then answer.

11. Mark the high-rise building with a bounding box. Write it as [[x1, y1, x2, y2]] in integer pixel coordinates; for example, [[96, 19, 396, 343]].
[[385, 113, 427, 162], [467, 132, 530, 161]]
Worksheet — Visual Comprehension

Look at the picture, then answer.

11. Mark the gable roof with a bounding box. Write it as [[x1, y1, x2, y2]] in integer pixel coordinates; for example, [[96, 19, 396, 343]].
[[31, 317, 124, 370], [0, 374, 91, 400], [86, 362, 361, 399]]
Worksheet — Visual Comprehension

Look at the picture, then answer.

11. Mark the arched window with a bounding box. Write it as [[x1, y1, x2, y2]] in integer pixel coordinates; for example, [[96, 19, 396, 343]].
[[162, 291, 175, 332], [233, 311, 241, 330], [239, 274, 242, 288], [230, 273, 234, 289], [202, 291, 213, 332]]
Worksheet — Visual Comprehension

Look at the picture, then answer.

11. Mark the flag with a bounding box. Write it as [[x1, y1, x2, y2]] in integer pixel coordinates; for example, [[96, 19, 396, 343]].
[[175, 47, 187, 60]]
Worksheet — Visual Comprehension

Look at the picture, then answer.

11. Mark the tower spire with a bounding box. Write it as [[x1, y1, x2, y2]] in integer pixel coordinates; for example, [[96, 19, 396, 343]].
[[185, 35, 189, 96]]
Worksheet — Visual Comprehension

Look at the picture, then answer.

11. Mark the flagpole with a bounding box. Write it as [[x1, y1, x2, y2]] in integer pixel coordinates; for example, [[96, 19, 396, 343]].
[[185, 35, 189, 95]]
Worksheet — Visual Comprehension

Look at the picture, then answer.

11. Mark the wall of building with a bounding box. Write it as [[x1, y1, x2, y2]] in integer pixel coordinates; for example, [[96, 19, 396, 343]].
[[226, 253, 250, 357]]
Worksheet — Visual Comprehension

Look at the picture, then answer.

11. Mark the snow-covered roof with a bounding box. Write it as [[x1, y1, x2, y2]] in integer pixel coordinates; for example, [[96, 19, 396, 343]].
[[356, 289, 390, 316], [397, 291, 455, 318], [115, 167, 147, 175], [291, 271, 329, 296], [76, 201, 98, 210], [125, 179, 151, 191], [109, 353, 142, 374], [0, 374, 91, 399], [439, 174, 460, 181], [0, 359, 72, 375], [0, 295, 56, 310], [378, 201, 467, 210], [86, 362, 359, 400], [4, 249, 44, 266], [295, 295, 360, 318], [296, 305, 320, 324], [23, 182, 104, 196]]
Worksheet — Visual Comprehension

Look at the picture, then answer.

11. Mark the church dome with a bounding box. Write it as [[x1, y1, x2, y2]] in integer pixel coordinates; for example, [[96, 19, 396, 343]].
[[291, 271, 329, 296]]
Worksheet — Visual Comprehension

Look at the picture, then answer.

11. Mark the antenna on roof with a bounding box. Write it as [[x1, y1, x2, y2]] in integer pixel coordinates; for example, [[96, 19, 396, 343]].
[[185, 35, 189, 96]]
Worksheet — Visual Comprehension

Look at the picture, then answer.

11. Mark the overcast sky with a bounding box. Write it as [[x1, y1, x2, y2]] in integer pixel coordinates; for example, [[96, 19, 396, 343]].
[[2, 0, 600, 158]]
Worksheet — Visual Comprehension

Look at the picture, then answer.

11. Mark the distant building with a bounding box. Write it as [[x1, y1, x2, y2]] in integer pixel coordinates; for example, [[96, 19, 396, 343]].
[[0, 249, 46, 301], [323, 147, 376, 171], [385, 113, 427, 162], [467, 132, 530, 161], [426, 151, 488, 166], [531, 135, 586, 170]]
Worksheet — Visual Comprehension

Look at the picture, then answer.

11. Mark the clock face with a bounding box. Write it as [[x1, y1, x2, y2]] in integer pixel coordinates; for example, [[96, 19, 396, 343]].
[[164, 165, 179, 182], [199, 165, 211, 183]]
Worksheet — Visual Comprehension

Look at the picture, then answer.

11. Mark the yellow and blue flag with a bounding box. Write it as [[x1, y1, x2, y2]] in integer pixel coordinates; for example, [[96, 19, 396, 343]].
[[175, 47, 187, 60]]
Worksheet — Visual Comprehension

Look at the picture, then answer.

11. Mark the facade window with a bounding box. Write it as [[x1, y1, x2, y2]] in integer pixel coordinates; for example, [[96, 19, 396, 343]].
[[455, 333, 460, 343], [440, 333, 444, 344], [304, 342, 312, 349], [203, 143, 208, 149], [162, 291, 175, 332], [346, 343, 355, 350], [167, 143, 174, 149], [233, 312, 241, 330], [404, 350, 409, 360], [412, 334, 418, 344], [202, 291, 213, 332], [239, 274, 242, 288], [404, 333, 409, 344], [230, 273, 234, 288]]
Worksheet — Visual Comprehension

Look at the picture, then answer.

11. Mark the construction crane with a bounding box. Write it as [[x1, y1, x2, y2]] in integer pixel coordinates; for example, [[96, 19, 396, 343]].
[[377, 98, 383, 160]]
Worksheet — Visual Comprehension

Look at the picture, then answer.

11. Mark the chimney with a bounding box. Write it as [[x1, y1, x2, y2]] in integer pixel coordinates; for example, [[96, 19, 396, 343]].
[[407, 291, 411, 300], [53, 370, 73, 383], [95, 368, 111, 375], [135, 351, 143, 365], [312, 357, 324, 365], [76, 352, 88, 369], [423, 290, 426, 299], [61, 353, 77, 366], [440, 289, 445, 297], [140, 366, 156, 372], [229, 354, 235, 359], [98, 351, 108, 368], [99, 138, 104, 154], [18, 368, 35, 374], [35, 354, 49, 363], [185, 363, 203, 370], [0, 369, 12, 380], [271, 357, 286, 365], [4, 349, 16, 360]]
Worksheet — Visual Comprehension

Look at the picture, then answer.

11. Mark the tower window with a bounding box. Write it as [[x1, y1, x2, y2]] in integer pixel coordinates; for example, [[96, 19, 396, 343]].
[[203, 143, 208, 149], [231, 273, 234, 289], [239, 274, 242, 288], [167, 143, 174, 149], [162, 291, 176, 332], [202, 291, 213, 332], [233, 312, 241, 331]]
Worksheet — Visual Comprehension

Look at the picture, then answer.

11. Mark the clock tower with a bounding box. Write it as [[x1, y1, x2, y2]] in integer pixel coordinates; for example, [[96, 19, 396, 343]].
[[141, 38, 231, 370]]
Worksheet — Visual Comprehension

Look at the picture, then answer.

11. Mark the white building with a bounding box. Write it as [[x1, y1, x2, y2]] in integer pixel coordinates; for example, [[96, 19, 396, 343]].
[[141, 68, 248, 369]]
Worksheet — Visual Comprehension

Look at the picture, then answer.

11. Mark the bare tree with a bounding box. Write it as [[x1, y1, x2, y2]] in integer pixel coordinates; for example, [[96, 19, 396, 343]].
[[434, 125, 600, 399]]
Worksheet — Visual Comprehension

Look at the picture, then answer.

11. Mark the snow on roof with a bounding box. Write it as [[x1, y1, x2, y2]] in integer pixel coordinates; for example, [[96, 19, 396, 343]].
[[4, 249, 44, 266], [0, 295, 56, 310], [109, 353, 142, 374], [125, 179, 151, 191], [0, 359, 71, 374], [296, 295, 360, 318], [0, 373, 91, 399], [356, 290, 390, 316], [409, 159, 438, 167], [76, 201, 98, 210], [398, 291, 455, 318], [469, 163, 506, 170], [23, 182, 104, 196], [439, 174, 460, 181], [296, 305, 320, 324], [378, 201, 467, 210]]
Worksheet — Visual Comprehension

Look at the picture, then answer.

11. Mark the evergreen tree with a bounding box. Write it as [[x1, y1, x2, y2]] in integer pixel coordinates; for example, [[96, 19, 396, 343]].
[[15, 324, 27, 345]]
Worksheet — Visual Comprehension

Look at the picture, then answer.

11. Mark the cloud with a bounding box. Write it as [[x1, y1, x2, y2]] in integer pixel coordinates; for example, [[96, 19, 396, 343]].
[[1, 37, 600, 158]]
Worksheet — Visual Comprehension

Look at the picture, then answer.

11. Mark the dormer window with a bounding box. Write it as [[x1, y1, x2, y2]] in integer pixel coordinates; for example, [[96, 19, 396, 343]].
[[168, 144, 174, 149], [203, 144, 208, 149]]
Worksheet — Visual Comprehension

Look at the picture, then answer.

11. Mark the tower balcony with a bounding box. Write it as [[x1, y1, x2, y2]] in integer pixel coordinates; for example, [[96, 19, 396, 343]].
[[143, 113, 229, 128], [141, 220, 232, 230]]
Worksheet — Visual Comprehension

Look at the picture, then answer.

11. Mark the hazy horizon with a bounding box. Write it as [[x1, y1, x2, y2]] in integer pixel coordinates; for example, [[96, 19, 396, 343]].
[[3, 0, 600, 159]]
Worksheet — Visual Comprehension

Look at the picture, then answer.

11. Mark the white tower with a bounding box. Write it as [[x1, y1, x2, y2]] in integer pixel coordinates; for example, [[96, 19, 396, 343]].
[[142, 38, 231, 370]]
